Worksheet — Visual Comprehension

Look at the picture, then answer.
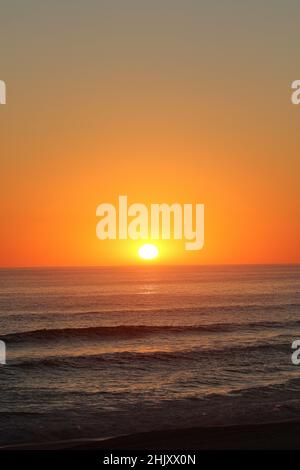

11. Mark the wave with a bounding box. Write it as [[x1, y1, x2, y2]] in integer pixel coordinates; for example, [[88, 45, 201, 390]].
[[2, 321, 298, 342], [11, 340, 292, 369], [4, 302, 300, 318], [2, 319, 300, 343]]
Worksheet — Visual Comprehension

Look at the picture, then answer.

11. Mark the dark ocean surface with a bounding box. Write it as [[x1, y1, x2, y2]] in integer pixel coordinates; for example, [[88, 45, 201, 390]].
[[0, 265, 299, 446]]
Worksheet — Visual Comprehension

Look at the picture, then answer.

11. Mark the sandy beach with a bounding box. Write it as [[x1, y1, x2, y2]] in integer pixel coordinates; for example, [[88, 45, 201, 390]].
[[2, 421, 300, 450]]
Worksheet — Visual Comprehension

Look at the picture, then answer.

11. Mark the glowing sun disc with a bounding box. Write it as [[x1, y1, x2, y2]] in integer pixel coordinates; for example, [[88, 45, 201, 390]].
[[138, 244, 159, 260]]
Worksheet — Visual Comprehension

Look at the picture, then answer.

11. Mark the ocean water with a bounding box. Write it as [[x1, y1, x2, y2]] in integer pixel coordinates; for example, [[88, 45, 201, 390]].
[[0, 265, 300, 447]]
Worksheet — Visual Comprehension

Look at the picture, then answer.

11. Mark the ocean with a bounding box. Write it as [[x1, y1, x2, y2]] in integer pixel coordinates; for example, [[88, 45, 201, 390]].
[[0, 265, 299, 447]]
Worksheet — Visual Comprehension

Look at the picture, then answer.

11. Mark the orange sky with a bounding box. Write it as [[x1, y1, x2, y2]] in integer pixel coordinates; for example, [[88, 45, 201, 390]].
[[0, 2, 300, 267]]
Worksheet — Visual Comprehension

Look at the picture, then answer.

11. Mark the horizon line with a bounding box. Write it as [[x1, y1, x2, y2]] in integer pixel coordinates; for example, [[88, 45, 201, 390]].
[[0, 262, 300, 270]]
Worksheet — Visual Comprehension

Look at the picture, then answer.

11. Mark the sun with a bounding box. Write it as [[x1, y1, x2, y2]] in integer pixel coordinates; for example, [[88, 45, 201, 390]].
[[138, 243, 159, 260]]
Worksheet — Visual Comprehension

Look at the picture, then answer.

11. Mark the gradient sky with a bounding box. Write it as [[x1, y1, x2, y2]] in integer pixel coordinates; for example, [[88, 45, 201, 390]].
[[0, 0, 300, 266]]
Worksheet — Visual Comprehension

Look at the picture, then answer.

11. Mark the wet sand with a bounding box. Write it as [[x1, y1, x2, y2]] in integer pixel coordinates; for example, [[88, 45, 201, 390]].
[[2, 421, 300, 450]]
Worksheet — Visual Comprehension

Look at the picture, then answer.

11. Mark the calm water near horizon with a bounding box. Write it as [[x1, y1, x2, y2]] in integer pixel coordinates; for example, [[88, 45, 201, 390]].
[[0, 265, 300, 446]]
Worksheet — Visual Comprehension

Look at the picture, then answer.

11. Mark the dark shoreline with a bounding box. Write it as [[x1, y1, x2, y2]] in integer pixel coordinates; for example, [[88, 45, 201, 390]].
[[2, 421, 300, 450]]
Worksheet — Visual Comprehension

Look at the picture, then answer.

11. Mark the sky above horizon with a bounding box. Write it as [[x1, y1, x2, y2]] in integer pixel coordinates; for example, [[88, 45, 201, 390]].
[[0, 1, 300, 266]]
